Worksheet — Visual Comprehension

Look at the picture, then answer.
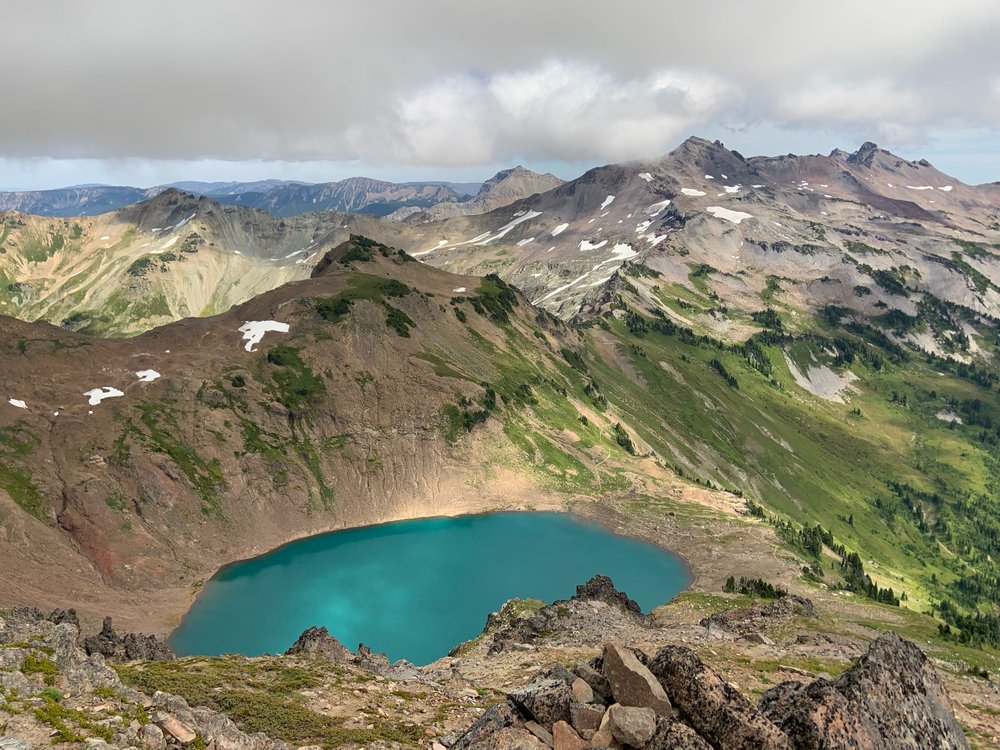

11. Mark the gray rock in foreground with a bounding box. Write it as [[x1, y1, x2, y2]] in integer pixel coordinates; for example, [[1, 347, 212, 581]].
[[451, 631, 969, 750]]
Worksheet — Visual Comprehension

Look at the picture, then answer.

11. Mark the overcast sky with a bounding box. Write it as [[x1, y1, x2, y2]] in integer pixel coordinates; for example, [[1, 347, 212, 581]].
[[2, 0, 998, 190]]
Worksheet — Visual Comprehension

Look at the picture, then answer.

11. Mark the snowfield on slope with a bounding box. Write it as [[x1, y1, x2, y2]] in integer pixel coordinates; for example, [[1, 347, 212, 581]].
[[85, 387, 124, 406], [240, 320, 290, 352], [706, 206, 753, 224]]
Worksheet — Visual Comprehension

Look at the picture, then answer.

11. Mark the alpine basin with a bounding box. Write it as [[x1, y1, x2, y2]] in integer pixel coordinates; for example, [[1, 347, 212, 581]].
[[168, 511, 689, 664]]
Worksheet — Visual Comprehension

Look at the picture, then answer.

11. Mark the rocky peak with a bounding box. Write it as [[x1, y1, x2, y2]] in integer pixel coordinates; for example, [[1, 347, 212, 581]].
[[573, 574, 643, 615], [476, 166, 563, 199], [114, 188, 208, 231], [846, 141, 882, 167], [285, 625, 352, 661]]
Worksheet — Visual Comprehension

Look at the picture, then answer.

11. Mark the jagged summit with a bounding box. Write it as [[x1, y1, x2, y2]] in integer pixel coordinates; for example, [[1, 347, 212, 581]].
[[114, 188, 211, 231], [845, 141, 881, 167]]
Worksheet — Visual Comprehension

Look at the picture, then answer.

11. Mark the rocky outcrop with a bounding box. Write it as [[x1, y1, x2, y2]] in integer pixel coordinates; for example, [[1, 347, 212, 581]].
[[759, 679, 882, 749], [509, 680, 574, 727], [283, 628, 423, 681], [457, 576, 656, 656], [451, 633, 968, 750], [575, 575, 644, 616], [649, 645, 792, 749], [760, 632, 969, 750], [0, 609, 286, 750], [81, 616, 176, 661], [601, 643, 671, 716], [700, 595, 817, 637], [284, 626, 352, 661]]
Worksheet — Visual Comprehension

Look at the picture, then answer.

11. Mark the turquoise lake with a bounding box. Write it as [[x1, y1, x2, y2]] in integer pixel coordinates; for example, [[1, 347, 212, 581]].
[[168, 512, 689, 665]]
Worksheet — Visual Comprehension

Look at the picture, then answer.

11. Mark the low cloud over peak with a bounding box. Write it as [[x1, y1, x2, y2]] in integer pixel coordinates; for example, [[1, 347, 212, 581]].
[[0, 0, 998, 185]]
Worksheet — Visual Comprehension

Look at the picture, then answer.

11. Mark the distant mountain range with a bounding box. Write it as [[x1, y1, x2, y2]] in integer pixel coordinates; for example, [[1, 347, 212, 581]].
[[0, 168, 560, 219]]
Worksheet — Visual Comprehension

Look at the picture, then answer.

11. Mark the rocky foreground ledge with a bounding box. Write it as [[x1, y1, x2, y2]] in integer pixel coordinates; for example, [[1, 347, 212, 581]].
[[0, 576, 980, 750], [454, 636, 969, 750]]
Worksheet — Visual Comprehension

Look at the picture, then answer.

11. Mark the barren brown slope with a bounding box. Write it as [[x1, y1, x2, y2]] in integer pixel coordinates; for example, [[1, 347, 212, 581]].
[[0, 237, 675, 634]]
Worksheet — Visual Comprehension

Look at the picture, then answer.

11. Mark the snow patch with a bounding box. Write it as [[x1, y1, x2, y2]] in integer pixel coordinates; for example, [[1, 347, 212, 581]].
[[516, 237, 534, 247], [413, 238, 457, 257], [706, 206, 753, 224], [647, 199, 671, 216], [637, 172, 653, 182], [705, 174, 715, 180], [452, 287, 466, 293], [579, 239, 608, 252], [907, 185, 934, 190], [723, 185, 740, 194], [635, 220, 652, 233], [599, 195, 615, 210], [535, 272, 590, 304], [475, 210, 543, 245], [135, 370, 161, 383], [8, 399, 26, 409], [681, 188, 706, 197], [938, 185, 953, 192], [100, 235, 110, 240], [239, 320, 290, 352], [85, 387, 124, 406]]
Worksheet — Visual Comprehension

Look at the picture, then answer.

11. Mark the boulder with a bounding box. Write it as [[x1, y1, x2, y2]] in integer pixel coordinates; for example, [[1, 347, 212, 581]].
[[138, 723, 166, 750], [552, 721, 589, 750], [571, 678, 595, 704], [189, 705, 287, 750], [588, 727, 617, 749], [601, 643, 671, 716], [569, 703, 604, 736], [605, 704, 657, 747], [646, 718, 712, 750], [648, 645, 791, 750], [573, 664, 612, 704], [545, 665, 580, 686], [509, 680, 573, 726], [156, 714, 197, 745], [452, 702, 520, 750], [833, 632, 969, 750], [759, 679, 883, 750], [525, 721, 554, 747], [491, 729, 550, 750], [285, 626, 352, 661]]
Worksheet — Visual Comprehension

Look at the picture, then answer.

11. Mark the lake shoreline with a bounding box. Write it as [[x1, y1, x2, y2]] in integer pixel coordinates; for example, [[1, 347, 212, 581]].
[[165, 508, 692, 662]]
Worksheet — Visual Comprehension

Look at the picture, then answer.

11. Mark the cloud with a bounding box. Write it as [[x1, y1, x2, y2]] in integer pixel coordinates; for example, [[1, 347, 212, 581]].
[[0, 0, 998, 181], [354, 60, 739, 165]]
